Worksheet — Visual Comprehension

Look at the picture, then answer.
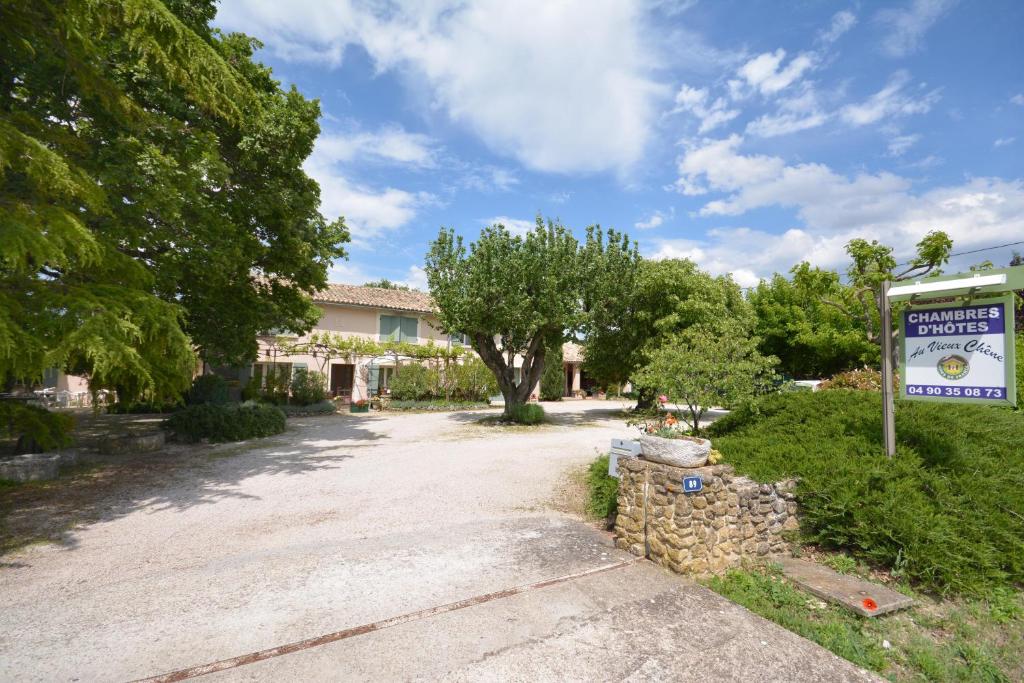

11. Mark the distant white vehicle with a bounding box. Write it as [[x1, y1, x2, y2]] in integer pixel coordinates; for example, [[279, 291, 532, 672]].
[[792, 380, 823, 392]]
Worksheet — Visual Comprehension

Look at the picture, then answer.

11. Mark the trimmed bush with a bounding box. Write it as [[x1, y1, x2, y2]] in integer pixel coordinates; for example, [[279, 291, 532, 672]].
[[289, 369, 327, 406], [108, 399, 182, 414], [449, 357, 499, 401], [278, 400, 336, 416], [0, 403, 73, 454], [586, 454, 619, 519], [386, 399, 490, 411], [708, 390, 1024, 595], [509, 403, 545, 425], [186, 374, 229, 405], [163, 402, 285, 443], [389, 364, 440, 401]]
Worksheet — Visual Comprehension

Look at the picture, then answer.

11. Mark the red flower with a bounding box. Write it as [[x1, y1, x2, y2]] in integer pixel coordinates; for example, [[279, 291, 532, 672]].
[[862, 597, 878, 611]]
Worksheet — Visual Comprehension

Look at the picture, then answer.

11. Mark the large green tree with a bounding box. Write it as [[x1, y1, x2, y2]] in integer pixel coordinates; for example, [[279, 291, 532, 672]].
[[749, 263, 878, 378], [1, 0, 348, 398], [425, 218, 636, 418], [582, 258, 750, 407]]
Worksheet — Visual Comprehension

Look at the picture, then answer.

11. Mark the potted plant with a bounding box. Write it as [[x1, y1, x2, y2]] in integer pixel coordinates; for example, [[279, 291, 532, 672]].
[[350, 399, 369, 413], [627, 396, 710, 468]]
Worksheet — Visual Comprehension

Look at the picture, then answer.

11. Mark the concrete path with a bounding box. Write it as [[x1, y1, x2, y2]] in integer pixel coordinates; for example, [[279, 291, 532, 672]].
[[0, 402, 876, 682]]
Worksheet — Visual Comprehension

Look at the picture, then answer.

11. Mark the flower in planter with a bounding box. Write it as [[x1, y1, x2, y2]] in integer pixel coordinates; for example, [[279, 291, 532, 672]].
[[658, 394, 668, 404]]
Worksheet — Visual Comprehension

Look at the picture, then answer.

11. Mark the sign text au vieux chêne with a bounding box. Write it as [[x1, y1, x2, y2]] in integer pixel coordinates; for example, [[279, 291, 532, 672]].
[[900, 295, 1016, 406]]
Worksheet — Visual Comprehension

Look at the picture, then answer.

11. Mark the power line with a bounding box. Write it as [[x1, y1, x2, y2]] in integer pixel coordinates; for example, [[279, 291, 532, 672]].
[[896, 239, 1024, 267]]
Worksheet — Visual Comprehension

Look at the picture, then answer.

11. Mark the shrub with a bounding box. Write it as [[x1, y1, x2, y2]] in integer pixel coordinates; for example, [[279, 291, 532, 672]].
[[0, 403, 73, 454], [107, 399, 182, 414], [817, 366, 895, 392], [289, 369, 327, 406], [277, 400, 336, 416], [260, 366, 291, 404], [586, 454, 619, 519], [389, 364, 439, 401], [509, 403, 545, 425], [385, 399, 490, 411], [163, 402, 286, 443], [707, 390, 1024, 595], [450, 357, 499, 401], [540, 343, 564, 401], [186, 374, 229, 405]]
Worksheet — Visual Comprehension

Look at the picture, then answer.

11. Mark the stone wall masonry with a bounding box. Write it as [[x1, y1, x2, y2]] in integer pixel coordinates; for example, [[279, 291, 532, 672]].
[[614, 457, 798, 576]]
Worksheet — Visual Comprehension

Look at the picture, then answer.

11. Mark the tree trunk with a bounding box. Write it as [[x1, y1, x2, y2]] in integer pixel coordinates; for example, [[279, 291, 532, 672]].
[[635, 386, 657, 411], [473, 332, 547, 419]]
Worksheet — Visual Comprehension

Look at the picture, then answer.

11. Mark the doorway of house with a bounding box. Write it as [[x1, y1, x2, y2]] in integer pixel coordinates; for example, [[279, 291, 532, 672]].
[[565, 365, 574, 397], [330, 364, 355, 402]]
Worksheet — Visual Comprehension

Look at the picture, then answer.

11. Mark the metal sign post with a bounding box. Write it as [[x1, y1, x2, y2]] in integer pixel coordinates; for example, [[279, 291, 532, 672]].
[[880, 281, 897, 458]]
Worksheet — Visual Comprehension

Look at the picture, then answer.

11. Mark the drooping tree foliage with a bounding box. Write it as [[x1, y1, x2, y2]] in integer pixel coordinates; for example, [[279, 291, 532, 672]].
[[1, 0, 348, 399], [749, 263, 878, 378], [425, 218, 637, 418], [582, 258, 751, 407]]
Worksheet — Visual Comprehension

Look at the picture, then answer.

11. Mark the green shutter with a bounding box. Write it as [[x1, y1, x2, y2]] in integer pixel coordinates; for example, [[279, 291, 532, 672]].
[[400, 316, 418, 342], [380, 315, 399, 341]]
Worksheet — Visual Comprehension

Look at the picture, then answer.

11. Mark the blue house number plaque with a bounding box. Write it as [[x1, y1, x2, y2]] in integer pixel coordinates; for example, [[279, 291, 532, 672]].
[[683, 476, 703, 493]]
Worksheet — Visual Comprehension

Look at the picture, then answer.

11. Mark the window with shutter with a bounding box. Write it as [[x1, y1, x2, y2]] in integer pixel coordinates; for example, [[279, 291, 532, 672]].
[[379, 315, 400, 341], [400, 316, 418, 342]]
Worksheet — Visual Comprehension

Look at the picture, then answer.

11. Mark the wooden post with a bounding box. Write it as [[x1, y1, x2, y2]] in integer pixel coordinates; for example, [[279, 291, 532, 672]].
[[880, 280, 896, 457]]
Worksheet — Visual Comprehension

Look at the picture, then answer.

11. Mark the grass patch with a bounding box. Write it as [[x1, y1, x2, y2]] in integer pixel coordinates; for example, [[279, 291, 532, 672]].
[[707, 564, 1023, 682], [707, 390, 1024, 596]]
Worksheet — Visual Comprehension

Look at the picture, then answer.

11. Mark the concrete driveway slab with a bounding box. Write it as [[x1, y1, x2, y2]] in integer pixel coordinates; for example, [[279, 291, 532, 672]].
[[0, 402, 875, 682]]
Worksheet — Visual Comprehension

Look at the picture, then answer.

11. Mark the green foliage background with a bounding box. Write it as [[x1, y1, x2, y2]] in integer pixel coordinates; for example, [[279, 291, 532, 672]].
[[1, 0, 347, 399]]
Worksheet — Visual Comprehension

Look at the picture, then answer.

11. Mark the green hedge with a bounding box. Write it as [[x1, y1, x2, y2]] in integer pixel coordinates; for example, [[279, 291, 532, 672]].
[[586, 454, 619, 519], [386, 399, 490, 411], [163, 402, 286, 443], [509, 403, 545, 425], [277, 400, 336, 416], [289, 369, 327, 406], [708, 390, 1024, 595]]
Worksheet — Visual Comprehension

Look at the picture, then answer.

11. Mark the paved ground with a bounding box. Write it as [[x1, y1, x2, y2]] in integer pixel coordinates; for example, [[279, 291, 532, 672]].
[[0, 402, 876, 682]]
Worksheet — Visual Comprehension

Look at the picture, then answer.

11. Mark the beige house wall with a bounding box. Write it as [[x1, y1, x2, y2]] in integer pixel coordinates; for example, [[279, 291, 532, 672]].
[[254, 302, 458, 401]]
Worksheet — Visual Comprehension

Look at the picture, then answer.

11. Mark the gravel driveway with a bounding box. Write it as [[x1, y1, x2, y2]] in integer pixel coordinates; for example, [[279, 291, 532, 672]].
[[0, 402, 875, 682]]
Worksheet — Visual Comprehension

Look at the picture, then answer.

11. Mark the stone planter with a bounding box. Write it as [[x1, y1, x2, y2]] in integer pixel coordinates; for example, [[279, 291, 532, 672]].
[[638, 434, 711, 468]]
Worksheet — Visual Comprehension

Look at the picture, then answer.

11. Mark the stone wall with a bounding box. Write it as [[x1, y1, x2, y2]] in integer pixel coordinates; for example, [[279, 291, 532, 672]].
[[614, 457, 798, 576]]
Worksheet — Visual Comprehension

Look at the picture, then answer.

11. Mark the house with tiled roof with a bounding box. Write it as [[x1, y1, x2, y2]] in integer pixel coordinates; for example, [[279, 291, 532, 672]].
[[243, 283, 590, 402]]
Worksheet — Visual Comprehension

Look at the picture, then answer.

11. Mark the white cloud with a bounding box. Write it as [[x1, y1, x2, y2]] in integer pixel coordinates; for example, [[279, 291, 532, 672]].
[[669, 135, 1024, 282], [876, 0, 957, 57], [737, 49, 816, 96], [746, 86, 829, 137], [887, 133, 921, 157], [672, 84, 740, 133], [483, 216, 536, 236], [1012, 94, 1024, 106], [818, 10, 858, 44], [673, 135, 784, 196], [994, 137, 1016, 148], [316, 126, 436, 168], [217, 0, 666, 175], [401, 265, 429, 291], [304, 137, 433, 243], [635, 210, 670, 230], [840, 71, 940, 126]]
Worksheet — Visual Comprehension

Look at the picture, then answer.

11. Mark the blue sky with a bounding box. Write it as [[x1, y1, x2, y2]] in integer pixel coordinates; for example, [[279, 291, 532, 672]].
[[215, 0, 1024, 289]]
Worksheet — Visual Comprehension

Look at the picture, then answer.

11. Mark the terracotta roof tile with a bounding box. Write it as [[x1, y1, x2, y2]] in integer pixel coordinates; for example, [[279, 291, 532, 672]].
[[312, 283, 435, 314], [562, 342, 585, 363]]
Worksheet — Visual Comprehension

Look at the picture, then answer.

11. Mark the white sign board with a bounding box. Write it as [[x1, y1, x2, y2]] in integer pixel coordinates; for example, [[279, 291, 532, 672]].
[[900, 295, 1016, 406]]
